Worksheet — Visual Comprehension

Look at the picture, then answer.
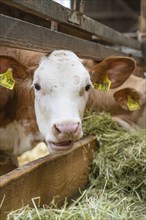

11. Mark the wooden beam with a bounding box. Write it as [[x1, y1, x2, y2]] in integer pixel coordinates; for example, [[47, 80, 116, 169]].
[[0, 14, 142, 63], [86, 12, 137, 20], [0, 2, 51, 29], [0, 0, 141, 50], [0, 152, 17, 176], [140, 0, 146, 64], [0, 136, 97, 220]]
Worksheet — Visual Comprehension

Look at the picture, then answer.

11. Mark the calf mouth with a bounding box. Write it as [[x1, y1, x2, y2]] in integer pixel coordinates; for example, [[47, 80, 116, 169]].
[[48, 141, 74, 152]]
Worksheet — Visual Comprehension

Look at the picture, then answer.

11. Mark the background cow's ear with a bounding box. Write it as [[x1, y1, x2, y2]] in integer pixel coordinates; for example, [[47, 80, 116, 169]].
[[0, 56, 32, 109], [0, 56, 29, 80], [89, 56, 136, 89], [113, 88, 140, 110]]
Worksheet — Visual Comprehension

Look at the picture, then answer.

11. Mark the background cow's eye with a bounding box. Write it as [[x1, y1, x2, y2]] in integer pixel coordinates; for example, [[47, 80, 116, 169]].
[[34, 83, 41, 91], [85, 84, 91, 91]]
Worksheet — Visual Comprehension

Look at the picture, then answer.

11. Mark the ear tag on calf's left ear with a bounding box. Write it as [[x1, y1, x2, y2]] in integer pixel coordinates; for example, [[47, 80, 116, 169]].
[[127, 95, 140, 111], [94, 75, 111, 92], [0, 68, 15, 90]]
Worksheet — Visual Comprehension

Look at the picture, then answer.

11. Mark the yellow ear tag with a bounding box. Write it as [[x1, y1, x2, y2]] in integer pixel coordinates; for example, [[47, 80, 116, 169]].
[[94, 75, 111, 92], [0, 68, 15, 90], [127, 95, 140, 111]]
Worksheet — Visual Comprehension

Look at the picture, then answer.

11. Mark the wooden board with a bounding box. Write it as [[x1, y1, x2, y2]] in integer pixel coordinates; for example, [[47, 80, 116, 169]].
[[0, 14, 142, 64], [0, 0, 141, 50], [0, 1, 51, 29], [0, 136, 97, 220], [140, 0, 146, 64], [0, 152, 17, 176]]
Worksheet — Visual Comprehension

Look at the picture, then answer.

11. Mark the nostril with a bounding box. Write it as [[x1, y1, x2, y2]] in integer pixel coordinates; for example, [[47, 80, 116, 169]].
[[74, 122, 80, 132], [54, 124, 61, 133]]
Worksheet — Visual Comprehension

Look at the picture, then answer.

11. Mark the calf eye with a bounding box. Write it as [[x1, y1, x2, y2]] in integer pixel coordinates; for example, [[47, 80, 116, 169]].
[[85, 84, 91, 91], [34, 83, 41, 91]]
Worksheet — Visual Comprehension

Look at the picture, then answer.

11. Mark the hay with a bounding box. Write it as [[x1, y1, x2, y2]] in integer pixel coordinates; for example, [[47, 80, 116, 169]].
[[7, 112, 146, 220]]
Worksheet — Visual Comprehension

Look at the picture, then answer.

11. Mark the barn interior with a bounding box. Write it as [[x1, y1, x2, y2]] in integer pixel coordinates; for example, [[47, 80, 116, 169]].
[[0, 0, 146, 219]]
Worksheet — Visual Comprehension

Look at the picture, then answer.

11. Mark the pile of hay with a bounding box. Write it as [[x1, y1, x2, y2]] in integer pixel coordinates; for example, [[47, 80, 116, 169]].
[[7, 112, 146, 220]]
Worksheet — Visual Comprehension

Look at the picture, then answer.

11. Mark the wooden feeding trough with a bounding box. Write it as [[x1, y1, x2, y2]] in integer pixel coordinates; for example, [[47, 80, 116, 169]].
[[0, 137, 97, 219], [0, 0, 145, 219]]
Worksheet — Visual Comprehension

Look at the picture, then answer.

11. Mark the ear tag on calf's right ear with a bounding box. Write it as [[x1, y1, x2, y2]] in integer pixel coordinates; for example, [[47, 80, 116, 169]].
[[0, 68, 15, 90], [127, 95, 140, 111], [94, 75, 111, 92]]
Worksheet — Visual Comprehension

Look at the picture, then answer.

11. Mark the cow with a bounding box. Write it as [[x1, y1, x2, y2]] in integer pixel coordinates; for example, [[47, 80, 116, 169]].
[[0, 55, 43, 162], [0, 49, 136, 172], [112, 75, 146, 130], [88, 73, 146, 130]]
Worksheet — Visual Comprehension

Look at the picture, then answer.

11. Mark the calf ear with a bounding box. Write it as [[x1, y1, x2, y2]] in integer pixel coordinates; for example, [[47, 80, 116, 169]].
[[113, 88, 140, 111], [90, 56, 136, 89], [0, 55, 29, 80]]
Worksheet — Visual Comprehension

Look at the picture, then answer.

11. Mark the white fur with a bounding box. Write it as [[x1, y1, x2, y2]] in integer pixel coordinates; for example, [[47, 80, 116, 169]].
[[33, 50, 92, 143]]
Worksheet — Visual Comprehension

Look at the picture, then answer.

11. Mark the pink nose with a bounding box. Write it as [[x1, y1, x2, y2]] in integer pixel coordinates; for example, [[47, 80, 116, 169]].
[[56, 122, 79, 133], [52, 121, 81, 140]]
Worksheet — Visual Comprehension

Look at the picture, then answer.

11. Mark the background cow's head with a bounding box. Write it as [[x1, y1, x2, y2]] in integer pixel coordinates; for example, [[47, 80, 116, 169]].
[[33, 50, 136, 152]]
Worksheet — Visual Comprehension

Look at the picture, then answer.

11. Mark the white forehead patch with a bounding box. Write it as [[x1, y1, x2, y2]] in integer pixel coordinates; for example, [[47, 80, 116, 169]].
[[34, 50, 90, 88], [49, 50, 81, 62]]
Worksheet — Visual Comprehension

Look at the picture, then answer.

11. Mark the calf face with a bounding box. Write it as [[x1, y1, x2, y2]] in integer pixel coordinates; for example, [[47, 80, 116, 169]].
[[33, 51, 92, 152], [33, 51, 136, 152]]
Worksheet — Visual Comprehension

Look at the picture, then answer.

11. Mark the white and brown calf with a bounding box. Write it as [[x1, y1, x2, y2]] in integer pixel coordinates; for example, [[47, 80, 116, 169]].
[[112, 75, 146, 130], [0, 50, 136, 170], [88, 73, 146, 130], [0, 55, 42, 158], [33, 51, 136, 152]]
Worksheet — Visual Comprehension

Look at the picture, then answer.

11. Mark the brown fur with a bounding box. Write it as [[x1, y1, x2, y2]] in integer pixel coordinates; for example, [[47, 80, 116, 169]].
[[87, 75, 146, 129], [0, 52, 43, 148], [0, 49, 142, 170]]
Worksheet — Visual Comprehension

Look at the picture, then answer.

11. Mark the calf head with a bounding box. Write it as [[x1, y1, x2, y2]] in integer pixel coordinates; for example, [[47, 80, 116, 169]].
[[0, 56, 28, 120], [33, 50, 92, 152], [114, 85, 146, 111], [114, 88, 141, 111], [0, 56, 39, 156], [0, 56, 33, 121], [110, 78, 146, 130], [33, 51, 136, 152]]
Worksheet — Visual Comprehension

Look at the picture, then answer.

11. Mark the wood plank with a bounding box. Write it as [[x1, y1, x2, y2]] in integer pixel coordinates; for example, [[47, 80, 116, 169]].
[[0, 0, 141, 50], [0, 1, 92, 41], [140, 0, 146, 64], [0, 1, 51, 29], [0, 152, 17, 176], [0, 14, 142, 64], [0, 136, 97, 220], [86, 11, 137, 20]]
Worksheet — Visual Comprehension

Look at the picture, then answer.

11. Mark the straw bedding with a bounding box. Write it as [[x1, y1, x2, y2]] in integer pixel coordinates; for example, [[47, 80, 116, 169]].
[[7, 112, 146, 220]]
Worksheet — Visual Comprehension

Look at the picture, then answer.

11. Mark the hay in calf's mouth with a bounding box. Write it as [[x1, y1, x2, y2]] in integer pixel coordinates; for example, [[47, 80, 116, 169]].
[[7, 112, 146, 220]]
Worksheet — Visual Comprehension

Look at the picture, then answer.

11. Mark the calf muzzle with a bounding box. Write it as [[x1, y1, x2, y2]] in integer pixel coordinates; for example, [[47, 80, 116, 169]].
[[52, 121, 81, 141]]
